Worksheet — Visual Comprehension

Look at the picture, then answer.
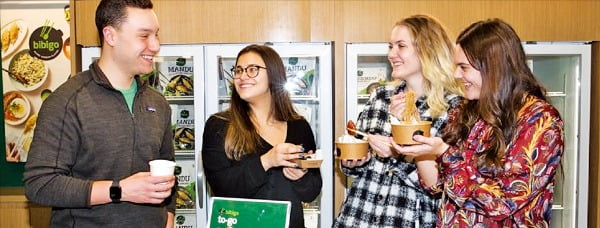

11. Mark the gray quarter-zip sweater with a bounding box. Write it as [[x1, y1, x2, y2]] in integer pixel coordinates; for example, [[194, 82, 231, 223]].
[[24, 61, 175, 227]]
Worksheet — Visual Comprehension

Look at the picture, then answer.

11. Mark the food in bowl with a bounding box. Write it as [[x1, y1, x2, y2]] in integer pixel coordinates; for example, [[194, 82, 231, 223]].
[[1, 22, 20, 52], [292, 150, 323, 169], [3, 91, 30, 125], [9, 50, 46, 88], [391, 121, 431, 145], [335, 134, 369, 160], [390, 90, 431, 145]]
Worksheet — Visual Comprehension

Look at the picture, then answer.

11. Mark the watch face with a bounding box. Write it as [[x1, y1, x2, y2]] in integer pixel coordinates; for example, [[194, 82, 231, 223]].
[[110, 186, 121, 201]]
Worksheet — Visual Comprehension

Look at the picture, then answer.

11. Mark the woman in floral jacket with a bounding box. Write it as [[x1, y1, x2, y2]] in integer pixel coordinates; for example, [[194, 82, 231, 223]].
[[394, 18, 564, 227]]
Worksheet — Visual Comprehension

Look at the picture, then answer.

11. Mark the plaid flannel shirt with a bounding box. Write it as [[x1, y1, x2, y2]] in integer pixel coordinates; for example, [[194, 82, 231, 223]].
[[333, 81, 462, 228]]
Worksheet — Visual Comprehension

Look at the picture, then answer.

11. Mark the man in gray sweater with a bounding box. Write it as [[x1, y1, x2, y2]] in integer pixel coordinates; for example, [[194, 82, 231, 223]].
[[23, 0, 176, 227]]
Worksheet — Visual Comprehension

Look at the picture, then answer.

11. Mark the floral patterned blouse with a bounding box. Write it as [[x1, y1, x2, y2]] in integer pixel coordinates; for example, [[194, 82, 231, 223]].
[[426, 96, 564, 227]]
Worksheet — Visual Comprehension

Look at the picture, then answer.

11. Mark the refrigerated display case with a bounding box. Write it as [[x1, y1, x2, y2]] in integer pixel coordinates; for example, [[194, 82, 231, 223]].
[[83, 42, 333, 228], [344, 42, 591, 228], [203, 42, 334, 228], [523, 43, 591, 228], [344, 43, 393, 128]]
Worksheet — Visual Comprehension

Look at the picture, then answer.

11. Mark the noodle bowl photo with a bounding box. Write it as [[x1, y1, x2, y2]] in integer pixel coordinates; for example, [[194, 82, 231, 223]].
[[7, 49, 48, 91]]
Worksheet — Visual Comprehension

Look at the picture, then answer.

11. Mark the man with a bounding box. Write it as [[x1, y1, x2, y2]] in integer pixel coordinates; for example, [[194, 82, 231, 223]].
[[24, 0, 176, 227]]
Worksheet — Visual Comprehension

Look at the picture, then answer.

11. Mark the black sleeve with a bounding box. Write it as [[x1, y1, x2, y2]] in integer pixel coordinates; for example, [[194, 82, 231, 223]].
[[201, 115, 268, 198], [289, 119, 322, 202]]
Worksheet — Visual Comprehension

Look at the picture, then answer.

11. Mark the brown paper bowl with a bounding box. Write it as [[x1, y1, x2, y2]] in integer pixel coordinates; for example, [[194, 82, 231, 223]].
[[391, 121, 431, 145], [293, 158, 323, 168], [335, 141, 369, 160]]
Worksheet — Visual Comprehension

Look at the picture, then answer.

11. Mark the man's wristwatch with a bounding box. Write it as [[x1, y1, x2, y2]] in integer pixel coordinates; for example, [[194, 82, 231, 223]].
[[109, 180, 121, 203]]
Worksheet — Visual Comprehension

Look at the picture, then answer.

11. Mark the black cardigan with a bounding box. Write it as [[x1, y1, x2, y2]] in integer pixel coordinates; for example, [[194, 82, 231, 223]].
[[202, 113, 322, 228]]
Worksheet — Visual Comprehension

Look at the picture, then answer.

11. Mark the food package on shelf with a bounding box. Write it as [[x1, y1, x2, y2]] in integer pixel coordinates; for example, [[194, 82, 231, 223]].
[[171, 104, 195, 150], [156, 56, 194, 96], [175, 159, 196, 209]]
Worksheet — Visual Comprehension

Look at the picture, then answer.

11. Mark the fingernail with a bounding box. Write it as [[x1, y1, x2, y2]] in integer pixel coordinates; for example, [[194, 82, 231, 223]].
[[294, 164, 300, 168], [299, 146, 306, 152], [298, 154, 305, 159]]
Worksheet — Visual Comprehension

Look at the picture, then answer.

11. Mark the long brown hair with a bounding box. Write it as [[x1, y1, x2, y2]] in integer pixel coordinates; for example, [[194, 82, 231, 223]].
[[442, 19, 548, 166], [395, 15, 463, 118], [218, 44, 303, 160]]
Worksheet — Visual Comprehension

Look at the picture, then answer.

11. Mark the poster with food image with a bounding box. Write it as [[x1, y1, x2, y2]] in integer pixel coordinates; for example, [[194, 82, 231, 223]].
[[1, 2, 71, 162], [155, 56, 194, 96], [175, 159, 196, 209], [357, 66, 387, 96], [171, 104, 195, 150], [283, 57, 317, 97]]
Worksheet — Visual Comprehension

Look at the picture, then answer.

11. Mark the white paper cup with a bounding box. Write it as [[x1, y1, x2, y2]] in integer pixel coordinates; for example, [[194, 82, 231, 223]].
[[149, 159, 176, 176]]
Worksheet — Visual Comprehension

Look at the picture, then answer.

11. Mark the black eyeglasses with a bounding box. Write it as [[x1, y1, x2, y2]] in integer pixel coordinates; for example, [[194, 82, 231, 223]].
[[230, 65, 267, 79]]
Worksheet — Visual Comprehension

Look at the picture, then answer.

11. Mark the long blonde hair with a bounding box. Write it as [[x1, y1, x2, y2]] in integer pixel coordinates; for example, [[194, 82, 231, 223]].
[[396, 14, 463, 118]]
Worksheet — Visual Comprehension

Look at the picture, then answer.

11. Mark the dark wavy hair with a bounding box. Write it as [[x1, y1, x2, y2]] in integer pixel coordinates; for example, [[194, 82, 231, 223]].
[[220, 44, 302, 160], [95, 0, 153, 46], [442, 18, 548, 166]]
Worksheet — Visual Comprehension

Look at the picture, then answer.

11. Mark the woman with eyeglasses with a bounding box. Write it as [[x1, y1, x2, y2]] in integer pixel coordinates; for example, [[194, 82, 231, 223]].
[[202, 44, 322, 228]]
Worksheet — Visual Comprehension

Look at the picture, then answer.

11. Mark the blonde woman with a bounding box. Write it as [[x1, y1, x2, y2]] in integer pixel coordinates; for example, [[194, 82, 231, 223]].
[[334, 15, 463, 227], [395, 18, 564, 227]]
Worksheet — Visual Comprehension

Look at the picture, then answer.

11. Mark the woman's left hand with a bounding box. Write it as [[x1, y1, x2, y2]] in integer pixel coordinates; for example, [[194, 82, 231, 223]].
[[283, 167, 308, 181], [391, 135, 449, 158]]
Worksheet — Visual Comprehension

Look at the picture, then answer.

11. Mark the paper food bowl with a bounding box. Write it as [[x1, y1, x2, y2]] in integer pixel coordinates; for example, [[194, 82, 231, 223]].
[[335, 141, 369, 160], [391, 121, 431, 145], [293, 157, 323, 169]]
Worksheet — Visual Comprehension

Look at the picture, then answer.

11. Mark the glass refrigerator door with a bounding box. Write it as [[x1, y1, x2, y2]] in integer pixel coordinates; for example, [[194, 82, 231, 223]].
[[523, 43, 591, 228], [203, 42, 334, 227], [81, 45, 206, 228], [344, 42, 591, 228], [343, 43, 392, 191], [345, 43, 392, 125]]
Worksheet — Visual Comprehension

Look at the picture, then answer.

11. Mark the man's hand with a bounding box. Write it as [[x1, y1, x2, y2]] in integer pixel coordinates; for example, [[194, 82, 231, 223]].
[[120, 172, 175, 204]]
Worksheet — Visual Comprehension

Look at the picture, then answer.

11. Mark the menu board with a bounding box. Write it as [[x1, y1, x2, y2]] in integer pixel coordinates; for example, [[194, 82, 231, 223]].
[[1, 1, 71, 162]]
